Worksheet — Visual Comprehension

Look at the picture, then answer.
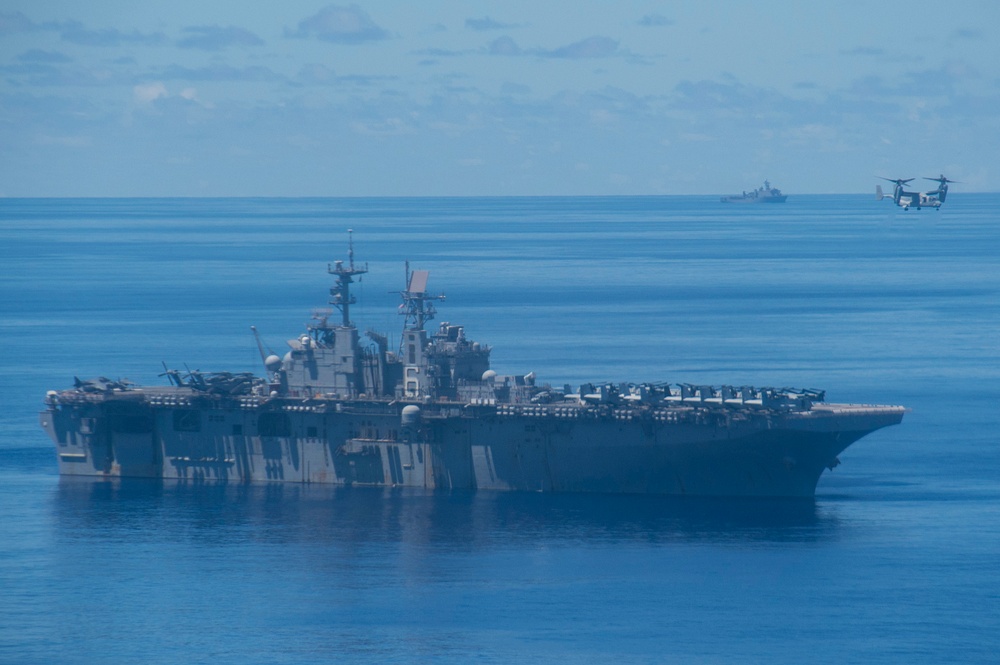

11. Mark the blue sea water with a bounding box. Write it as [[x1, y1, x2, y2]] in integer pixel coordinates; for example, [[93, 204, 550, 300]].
[[1, 194, 999, 663]]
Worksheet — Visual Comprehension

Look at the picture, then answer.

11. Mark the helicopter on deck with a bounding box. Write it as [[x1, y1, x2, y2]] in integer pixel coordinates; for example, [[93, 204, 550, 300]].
[[876, 175, 957, 210]]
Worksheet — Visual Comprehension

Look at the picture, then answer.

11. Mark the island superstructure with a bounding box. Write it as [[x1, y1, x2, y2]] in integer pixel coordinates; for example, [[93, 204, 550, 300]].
[[40, 236, 903, 497]]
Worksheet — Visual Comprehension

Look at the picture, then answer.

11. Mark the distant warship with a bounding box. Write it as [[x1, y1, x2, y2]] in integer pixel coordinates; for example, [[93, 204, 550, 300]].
[[721, 180, 787, 203], [41, 235, 902, 497]]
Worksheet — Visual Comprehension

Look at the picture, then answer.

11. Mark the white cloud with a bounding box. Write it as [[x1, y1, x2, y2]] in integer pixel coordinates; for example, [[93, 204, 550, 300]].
[[179, 87, 214, 108], [133, 82, 168, 105]]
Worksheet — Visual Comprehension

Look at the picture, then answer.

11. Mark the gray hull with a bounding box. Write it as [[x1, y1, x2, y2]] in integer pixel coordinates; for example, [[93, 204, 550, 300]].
[[721, 181, 787, 203], [41, 396, 903, 497], [40, 242, 901, 498], [720, 195, 787, 203]]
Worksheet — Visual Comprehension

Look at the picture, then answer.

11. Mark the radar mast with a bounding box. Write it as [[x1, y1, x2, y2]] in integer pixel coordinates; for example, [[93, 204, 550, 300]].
[[398, 261, 445, 332], [328, 229, 367, 327]]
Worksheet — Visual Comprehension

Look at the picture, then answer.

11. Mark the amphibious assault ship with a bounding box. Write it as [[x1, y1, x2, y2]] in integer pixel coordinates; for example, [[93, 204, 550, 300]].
[[40, 237, 903, 497]]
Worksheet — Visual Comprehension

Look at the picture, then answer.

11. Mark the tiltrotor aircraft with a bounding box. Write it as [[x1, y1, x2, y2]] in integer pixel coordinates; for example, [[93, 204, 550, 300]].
[[876, 175, 957, 210]]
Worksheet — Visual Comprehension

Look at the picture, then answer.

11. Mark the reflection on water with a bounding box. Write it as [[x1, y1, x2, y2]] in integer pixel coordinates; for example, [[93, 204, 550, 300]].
[[54, 477, 838, 547]]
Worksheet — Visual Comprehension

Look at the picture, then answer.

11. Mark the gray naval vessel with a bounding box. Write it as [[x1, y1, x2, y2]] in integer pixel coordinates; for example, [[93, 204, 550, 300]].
[[721, 180, 787, 203], [40, 238, 903, 497]]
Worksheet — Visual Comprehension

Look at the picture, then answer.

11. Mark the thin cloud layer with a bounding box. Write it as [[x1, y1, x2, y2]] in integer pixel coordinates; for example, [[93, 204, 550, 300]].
[[638, 14, 673, 27], [488, 37, 521, 56], [287, 4, 390, 44], [0, 10, 35, 35], [0, 3, 997, 196], [178, 25, 264, 51], [539, 36, 619, 59], [147, 64, 284, 83], [465, 17, 520, 31], [16, 49, 73, 63], [484, 35, 620, 59], [60, 22, 167, 47]]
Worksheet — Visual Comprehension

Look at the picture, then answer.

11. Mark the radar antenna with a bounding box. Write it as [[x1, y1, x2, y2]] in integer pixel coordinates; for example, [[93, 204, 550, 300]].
[[328, 229, 368, 327], [398, 260, 445, 332]]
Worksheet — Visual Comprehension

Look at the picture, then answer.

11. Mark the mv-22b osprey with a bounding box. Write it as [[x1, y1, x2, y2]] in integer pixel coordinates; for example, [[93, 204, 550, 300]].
[[876, 175, 957, 210]]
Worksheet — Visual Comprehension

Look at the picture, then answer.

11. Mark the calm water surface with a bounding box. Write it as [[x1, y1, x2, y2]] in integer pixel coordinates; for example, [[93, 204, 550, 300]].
[[1, 195, 999, 663]]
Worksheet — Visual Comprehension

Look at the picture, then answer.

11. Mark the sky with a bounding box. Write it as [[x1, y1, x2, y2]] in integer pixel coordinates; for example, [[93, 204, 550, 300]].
[[1, 1, 998, 196]]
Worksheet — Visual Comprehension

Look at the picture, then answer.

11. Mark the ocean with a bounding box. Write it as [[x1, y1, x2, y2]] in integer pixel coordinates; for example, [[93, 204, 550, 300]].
[[1, 194, 998, 663]]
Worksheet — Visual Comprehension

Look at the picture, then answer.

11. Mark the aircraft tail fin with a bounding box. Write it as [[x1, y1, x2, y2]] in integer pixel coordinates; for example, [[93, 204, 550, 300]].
[[875, 185, 884, 201]]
